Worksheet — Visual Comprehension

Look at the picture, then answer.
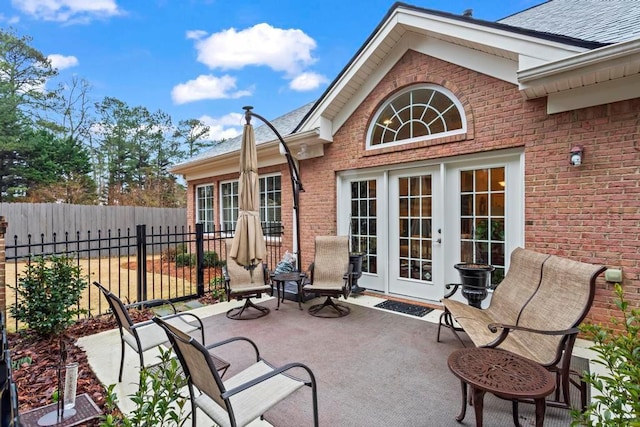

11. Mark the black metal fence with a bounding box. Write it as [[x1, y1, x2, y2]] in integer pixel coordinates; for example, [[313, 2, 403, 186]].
[[4, 223, 284, 329]]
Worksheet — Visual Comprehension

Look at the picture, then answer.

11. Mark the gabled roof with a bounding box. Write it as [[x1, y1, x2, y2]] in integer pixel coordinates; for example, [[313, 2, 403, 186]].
[[499, 0, 640, 44], [173, 1, 640, 178], [172, 101, 315, 173], [296, 1, 603, 136]]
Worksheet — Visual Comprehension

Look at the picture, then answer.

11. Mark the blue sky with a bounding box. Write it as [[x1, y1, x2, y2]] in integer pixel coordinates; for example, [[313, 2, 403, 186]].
[[1, 0, 544, 141]]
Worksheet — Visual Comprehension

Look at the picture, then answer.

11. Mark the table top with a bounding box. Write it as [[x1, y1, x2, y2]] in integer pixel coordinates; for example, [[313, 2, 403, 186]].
[[447, 348, 555, 399], [271, 271, 306, 281]]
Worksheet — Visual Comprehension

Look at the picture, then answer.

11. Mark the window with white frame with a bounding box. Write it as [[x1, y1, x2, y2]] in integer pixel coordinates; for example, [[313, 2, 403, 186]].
[[260, 175, 281, 235], [220, 174, 281, 234], [196, 185, 214, 232], [368, 84, 465, 148], [220, 181, 239, 232]]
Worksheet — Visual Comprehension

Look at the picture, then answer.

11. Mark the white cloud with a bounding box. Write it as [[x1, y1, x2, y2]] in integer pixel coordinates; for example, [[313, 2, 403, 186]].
[[289, 71, 328, 91], [194, 23, 317, 77], [48, 54, 78, 70], [171, 74, 253, 105], [0, 13, 20, 24], [11, 0, 122, 23], [186, 30, 207, 40], [198, 113, 243, 141]]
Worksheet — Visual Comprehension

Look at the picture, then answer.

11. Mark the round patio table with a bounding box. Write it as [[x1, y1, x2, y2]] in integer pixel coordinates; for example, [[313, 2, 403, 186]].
[[270, 271, 307, 310], [447, 347, 555, 427]]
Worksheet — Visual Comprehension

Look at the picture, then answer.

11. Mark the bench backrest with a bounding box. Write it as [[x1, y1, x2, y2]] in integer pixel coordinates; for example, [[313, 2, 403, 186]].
[[510, 254, 606, 365], [486, 247, 550, 325]]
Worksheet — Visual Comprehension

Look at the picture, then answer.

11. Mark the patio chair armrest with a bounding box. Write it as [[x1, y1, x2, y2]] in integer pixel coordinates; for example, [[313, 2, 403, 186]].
[[222, 362, 316, 399], [132, 312, 205, 343], [484, 322, 580, 347], [204, 336, 261, 361], [125, 299, 178, 314], [307, 262, 315, 283]]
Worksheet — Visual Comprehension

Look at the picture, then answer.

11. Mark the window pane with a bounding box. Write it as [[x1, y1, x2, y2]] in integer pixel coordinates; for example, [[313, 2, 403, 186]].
[[369, 85, 463, 147], [459, 167, 507, 286], [349, 179, 378, 273]]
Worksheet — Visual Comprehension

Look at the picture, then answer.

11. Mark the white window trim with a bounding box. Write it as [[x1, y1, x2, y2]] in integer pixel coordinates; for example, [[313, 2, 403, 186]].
[[195, 184, 214, 233], [366, 84, 467, 151], [218, 173, 283, 239]]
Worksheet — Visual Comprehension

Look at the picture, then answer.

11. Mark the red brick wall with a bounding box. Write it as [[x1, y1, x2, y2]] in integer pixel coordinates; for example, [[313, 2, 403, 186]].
[[186, 165, 294, 261], [188, 48, 639, 326], [298, 49, 640, 325], [523, 100, 640, 325]]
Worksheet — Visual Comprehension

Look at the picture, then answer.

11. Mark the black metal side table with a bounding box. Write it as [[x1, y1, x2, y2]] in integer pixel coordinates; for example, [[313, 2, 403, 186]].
[[270, 271, 307, 310]]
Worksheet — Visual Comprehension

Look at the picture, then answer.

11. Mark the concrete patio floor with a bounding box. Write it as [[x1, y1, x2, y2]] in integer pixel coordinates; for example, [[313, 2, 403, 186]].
[[78, 293, 601, 426]]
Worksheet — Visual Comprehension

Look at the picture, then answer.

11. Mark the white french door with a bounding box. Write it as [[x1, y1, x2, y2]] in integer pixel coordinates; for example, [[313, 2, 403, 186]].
[[336, 151, 523, 304], [388, 167, 443, 300]]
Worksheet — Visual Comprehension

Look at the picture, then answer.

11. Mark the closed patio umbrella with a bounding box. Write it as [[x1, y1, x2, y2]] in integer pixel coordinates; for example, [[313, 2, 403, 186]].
[[229, 121, 266, 281]]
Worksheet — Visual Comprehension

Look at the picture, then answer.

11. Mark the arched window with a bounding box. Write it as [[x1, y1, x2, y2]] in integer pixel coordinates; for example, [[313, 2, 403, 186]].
[[368, 85, 465, 148]]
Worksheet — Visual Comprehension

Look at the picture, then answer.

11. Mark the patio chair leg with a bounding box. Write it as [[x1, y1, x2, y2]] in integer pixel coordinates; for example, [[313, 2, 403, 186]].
[[308, 296, 350, 318], [187, 383, 197, 427], [139, 352, 145, 382], [118, 337, 125, 382], [226, 298, 270, 320]]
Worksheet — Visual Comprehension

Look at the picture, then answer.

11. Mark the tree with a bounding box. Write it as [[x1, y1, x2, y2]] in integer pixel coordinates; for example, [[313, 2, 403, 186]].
[[94, 97, 186, 206], [0, 28, 59, 201], [173, 118, 210, 158], [20, 129, 97, 203]]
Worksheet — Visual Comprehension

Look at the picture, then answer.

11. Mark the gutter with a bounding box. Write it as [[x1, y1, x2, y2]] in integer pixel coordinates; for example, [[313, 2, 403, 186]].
[[518, 38, 640, 83]]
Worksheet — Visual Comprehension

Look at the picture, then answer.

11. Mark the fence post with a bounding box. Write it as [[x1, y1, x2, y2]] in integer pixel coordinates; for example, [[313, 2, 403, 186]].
[[196, 223, 204, 297], [136, 224, 147, 302], [0, 216, 7, 318]]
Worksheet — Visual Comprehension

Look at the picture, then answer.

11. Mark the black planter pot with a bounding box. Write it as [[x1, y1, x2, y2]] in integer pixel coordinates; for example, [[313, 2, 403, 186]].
[[349, 253, 365, 294], [454, 263, 495, 308]]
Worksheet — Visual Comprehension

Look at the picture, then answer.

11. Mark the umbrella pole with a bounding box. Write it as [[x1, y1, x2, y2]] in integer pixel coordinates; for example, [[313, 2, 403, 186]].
[[243, 106, 304, 270]]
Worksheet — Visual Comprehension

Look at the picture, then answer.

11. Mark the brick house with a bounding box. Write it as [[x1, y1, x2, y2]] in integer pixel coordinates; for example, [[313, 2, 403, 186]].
[[171, 1, 640, 323]]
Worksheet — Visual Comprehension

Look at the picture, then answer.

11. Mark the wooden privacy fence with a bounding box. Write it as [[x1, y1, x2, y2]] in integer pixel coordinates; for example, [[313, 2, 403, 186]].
[[0, 218, 284, 330], [0, 203, 187, 249]]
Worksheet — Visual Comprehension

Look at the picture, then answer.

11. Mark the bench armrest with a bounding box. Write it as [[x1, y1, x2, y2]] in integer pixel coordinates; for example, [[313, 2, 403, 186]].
[[484, 322, 580, 347], [443, 283, 460, 299], [443, 282, 496, 299]]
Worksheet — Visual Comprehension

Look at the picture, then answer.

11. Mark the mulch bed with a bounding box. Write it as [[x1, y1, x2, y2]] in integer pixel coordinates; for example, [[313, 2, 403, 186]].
[[7, 310, 154, 425], [7, 257, 223, 424], [8, 295, 220, 425]]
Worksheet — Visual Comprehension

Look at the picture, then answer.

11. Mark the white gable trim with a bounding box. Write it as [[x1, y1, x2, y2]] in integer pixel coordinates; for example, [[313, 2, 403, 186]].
[[518, 38, 640, 113], [298, 5, 589, 136]]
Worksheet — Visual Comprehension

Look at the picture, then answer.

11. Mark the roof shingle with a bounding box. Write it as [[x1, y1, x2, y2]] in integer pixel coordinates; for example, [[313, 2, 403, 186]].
[[499, 0, 640, 43]]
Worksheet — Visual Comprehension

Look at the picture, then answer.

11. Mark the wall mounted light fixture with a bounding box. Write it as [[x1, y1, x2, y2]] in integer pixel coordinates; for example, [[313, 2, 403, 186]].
[[296, 143, 310, 160], [570, 145, 584, 166]]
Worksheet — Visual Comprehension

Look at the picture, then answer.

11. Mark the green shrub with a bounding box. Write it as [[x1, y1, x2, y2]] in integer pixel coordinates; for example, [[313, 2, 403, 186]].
[[161, 247, 177, 262], [175, 253, 195, 267], [9, 255, 88, 337], [208, 276, 226, 301], [203, 251, 221, 268], [161, 244, 188, 262], [100, 347, 189, 426], [571, 283, 640, 426]]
